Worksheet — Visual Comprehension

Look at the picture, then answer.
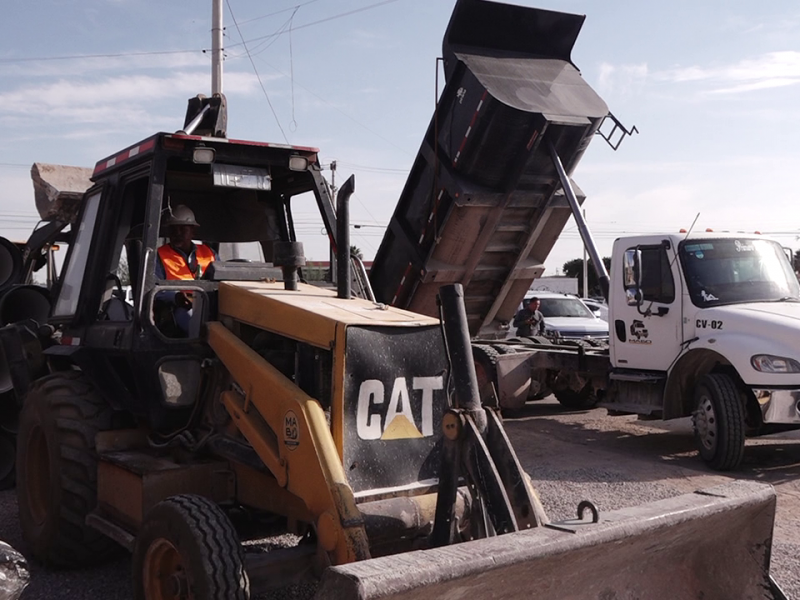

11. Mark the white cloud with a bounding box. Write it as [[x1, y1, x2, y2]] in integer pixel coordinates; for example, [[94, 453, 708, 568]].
[[0, 71, 265, 126], [596, 62, 648, 96], [0, 51, 208, 79], [656, 51, 800, 94]]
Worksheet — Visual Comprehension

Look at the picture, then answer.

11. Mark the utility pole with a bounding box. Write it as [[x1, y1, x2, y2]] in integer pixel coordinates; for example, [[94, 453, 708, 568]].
[[329, 161, 338, 284], [211, 0, 224, 95]]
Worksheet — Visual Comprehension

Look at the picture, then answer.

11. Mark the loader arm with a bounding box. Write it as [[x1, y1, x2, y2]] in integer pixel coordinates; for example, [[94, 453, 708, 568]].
[[207, 321, 371, 565]]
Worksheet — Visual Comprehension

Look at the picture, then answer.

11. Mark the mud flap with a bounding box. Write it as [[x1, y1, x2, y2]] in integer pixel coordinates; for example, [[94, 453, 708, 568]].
[[316, 480, 780, 600], [494, 352, 534, 410]]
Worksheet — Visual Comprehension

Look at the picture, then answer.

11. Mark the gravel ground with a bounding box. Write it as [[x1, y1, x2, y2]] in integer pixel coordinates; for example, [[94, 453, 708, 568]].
[[2, 397, 799, 599]]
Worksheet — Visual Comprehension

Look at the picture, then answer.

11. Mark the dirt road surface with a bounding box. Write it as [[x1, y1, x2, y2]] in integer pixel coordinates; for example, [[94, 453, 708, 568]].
[[2, 397, 799, 599]]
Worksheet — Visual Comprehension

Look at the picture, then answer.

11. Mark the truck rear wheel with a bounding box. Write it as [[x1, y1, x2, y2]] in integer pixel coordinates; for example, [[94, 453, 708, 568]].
[[692, 373, 746, 471], [472, 345, 500, 402], [553, 383, 598, 410], [132, 494, 250, 600], [16, 372, 120, 567]]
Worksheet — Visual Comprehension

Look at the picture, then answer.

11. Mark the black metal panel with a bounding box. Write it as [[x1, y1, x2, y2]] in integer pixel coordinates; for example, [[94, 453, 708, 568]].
[[343, 325, 448, 494], [443, 0, 584, 70]]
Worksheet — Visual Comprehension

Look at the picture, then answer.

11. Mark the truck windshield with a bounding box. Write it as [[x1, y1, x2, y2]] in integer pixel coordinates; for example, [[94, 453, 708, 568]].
[[680, 238, 800, 307]]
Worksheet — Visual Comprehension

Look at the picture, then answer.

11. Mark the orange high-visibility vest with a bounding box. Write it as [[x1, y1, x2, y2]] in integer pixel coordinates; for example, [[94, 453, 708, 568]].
[[157, 244, 215, 280]]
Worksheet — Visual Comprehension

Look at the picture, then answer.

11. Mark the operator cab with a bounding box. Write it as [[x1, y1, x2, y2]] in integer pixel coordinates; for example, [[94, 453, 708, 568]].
[[45, 98, 341, 431]]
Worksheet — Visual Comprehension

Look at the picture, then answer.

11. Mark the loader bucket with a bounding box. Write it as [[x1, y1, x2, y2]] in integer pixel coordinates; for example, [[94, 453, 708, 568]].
[[30, 162, 93, 222], [316, 480, 781, 600]]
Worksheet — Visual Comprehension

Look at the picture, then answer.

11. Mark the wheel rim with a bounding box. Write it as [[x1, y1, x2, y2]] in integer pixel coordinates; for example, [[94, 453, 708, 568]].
[[25, 424, 50, 526], [143, 538, 191, 600], [0, 432, 14, 481], [694, 393, 717, 452]]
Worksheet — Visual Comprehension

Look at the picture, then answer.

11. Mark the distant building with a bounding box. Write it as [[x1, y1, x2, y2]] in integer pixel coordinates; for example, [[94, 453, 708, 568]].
[[529, 276, 578, 295], [303, 261, 373, 282]]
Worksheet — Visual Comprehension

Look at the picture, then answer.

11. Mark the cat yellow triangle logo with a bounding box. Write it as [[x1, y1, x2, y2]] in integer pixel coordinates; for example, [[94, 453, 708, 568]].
[[381, 414, 423, 440]]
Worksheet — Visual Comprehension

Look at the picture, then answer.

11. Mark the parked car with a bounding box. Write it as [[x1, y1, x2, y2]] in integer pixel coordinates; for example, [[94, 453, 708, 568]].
[[513, 291, 608, 341], [581, 298, 609, 321]]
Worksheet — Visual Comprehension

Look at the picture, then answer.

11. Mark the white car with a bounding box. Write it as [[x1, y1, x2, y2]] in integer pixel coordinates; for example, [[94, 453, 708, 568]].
[[515, 291, 608, 341], [581, 298, 609, 322]]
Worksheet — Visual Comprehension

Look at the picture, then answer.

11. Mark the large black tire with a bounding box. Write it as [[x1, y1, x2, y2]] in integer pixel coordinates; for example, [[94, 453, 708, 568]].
[[16, 372, 120, 567], [0, 431, 15, 490], [472, 345, 500, 401], [692, 373, 746, 471], [490, 344, 517, 355], [553, 383, 598, 410], [132, 494, 250, 600]]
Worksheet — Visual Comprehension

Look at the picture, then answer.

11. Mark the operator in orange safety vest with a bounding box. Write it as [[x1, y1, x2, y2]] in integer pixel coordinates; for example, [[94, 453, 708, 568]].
[[156, 205, 218, 280], [155, 205, 219, 334]]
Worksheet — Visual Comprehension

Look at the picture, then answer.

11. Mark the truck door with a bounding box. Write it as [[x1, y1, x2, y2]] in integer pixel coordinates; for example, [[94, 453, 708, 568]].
[[610, 241, 682, 372]]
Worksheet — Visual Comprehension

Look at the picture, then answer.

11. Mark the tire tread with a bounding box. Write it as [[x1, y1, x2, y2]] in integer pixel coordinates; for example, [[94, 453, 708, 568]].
[[696, 373, 746, 471]]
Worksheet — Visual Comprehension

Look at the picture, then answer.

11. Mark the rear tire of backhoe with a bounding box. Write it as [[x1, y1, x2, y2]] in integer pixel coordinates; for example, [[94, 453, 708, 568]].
[[132, 494, 250, 600], [0, 430, 15, 490], [16, 371, 120, 567], [692, 373, 746, 471]]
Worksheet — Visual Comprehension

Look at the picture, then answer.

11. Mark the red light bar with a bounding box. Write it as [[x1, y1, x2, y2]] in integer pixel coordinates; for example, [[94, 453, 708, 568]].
[[93, 136, 157, 177]]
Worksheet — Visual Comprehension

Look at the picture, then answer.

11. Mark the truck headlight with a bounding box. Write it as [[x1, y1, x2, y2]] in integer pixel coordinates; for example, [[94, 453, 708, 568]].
[[751, 355, 800, 373]]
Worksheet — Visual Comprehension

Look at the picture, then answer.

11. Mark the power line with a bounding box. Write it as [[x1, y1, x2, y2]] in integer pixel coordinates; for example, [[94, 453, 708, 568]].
[[0, 49, 197, 64], [225, 0, 289, 143], [0, 1, 406, 65], [226, 0, 405, 50], [234, 0, 323, 26]]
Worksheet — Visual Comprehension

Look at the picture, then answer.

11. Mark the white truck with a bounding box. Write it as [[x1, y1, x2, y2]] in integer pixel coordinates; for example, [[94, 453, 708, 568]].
[[599, 231, 800, 470], [481, 228, 800, 471]]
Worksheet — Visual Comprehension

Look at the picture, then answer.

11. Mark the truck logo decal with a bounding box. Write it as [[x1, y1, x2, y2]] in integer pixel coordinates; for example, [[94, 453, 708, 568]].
[[735, 240, 755, 252], [283, 411, 300, 450], [356, 376, 444, 441], [701, 290, 719, 302], [696, 319, 723, 330], [629, 320, 652, 345]]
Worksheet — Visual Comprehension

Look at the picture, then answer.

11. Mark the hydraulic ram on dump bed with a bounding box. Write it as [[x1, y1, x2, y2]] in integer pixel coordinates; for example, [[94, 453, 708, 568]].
[[369, 0, 610, 337]]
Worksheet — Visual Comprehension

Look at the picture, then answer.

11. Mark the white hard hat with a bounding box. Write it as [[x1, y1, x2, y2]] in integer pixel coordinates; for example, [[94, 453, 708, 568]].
[[165, 205, 200, 227]]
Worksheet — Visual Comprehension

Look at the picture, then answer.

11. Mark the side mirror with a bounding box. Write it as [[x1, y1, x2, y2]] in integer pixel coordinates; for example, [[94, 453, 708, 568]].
[[623, 248, 643, 307]]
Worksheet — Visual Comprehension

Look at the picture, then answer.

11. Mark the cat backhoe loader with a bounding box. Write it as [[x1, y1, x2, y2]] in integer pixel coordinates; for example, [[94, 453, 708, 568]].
[[0, 1, 786, 598]]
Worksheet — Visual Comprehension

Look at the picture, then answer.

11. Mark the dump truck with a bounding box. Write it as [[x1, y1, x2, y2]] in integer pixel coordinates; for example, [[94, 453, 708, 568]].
[[0, 0, 788, 598], [368, 0, 800, 473]]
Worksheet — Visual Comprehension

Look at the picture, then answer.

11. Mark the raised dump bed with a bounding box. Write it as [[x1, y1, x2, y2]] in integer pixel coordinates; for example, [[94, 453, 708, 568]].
[[369, 0, 609, 338]]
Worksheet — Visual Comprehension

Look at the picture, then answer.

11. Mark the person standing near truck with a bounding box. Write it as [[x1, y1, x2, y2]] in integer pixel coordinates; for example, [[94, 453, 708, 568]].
[[514, 296, 545, 337]]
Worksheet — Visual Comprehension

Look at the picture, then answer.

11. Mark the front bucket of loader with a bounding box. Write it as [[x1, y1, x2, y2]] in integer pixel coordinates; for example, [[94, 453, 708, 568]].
[[316, 480, 782, 600]]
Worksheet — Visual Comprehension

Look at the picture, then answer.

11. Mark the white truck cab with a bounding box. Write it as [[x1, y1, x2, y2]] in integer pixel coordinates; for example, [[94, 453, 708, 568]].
[[605, 232, 800, 469]]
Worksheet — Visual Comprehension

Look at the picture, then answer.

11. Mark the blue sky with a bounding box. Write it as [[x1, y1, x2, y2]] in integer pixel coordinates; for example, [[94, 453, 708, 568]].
[[1, 0, 799, 274]]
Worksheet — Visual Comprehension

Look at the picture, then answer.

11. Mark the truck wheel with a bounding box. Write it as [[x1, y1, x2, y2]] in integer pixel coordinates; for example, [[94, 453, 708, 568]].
[[490, 344, 517, 355], [472, 345, 500, 401], [133, 494, 250, 600], [692, 373, 746, 471], [553, 383, 598, 410], [16, 372, 120, 567], [0, 431, 15, 490]]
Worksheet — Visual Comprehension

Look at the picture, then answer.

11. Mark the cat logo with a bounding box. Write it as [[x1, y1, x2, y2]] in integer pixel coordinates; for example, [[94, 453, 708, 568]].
[[356, 376, 444, 441]]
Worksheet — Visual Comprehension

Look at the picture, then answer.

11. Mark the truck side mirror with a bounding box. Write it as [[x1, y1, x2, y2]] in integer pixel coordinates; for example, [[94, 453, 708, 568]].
[[623, 248, 643, 307]]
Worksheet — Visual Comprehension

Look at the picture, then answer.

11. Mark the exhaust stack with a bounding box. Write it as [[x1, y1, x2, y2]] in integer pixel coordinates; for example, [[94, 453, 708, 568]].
[[336, 176, 355, 299]]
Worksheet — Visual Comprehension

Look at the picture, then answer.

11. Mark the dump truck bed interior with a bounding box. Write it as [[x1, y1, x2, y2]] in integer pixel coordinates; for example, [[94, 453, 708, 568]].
[[369, 0, 608, 338]]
